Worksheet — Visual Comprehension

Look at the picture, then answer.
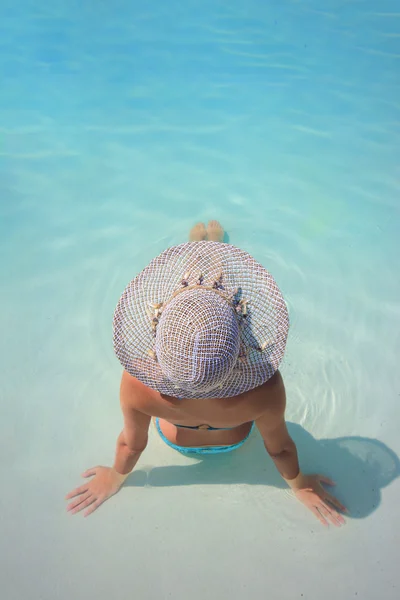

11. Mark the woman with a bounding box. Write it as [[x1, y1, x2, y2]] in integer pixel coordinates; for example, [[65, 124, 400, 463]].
[[66, 221, 346, 527]]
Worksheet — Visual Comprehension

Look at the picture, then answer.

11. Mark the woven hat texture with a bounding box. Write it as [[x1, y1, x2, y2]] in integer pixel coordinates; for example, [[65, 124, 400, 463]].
[[113, 241, 289, 399]]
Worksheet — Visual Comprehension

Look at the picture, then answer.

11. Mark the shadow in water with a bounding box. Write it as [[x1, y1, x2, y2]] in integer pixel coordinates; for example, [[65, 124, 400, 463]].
[[126, 423, 400, 520], [223, 231, 230, 244]]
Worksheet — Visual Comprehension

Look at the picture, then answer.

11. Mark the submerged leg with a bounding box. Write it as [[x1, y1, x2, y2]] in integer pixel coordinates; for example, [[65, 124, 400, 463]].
[[207, 220, 224, 242], [189, 222, 207, 241]]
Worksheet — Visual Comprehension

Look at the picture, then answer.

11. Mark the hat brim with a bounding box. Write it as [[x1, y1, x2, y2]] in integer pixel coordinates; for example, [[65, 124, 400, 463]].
[[113, 241, 289, 399]]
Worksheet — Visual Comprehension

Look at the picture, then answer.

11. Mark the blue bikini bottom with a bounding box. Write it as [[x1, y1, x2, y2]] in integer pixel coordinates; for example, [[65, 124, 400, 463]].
[[155, 418, 255, 455]]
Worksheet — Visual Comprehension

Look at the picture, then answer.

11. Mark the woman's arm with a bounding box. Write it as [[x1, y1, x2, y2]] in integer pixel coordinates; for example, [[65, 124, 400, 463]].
[[65, 372, 151, 517], [255, 374, 300, 482], [255, 374, 347, 527], [114, 379, 152, 475]]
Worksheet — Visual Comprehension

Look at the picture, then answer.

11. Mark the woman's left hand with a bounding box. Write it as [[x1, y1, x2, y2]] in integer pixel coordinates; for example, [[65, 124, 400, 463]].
[[292, 474, 348, 527]]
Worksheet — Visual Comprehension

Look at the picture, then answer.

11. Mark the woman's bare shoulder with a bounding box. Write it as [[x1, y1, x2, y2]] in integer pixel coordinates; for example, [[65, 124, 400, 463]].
[[246, 371, 286, 418], [120, 370, 160, 413]]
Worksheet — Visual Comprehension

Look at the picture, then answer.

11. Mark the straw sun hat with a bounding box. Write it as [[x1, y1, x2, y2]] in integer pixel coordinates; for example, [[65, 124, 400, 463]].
[[113, 241, 289, 399]]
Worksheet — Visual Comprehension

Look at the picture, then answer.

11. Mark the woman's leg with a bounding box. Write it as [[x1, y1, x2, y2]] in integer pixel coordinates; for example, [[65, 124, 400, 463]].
[[189, 222, 207, 241], [206, 220, 224, 242]]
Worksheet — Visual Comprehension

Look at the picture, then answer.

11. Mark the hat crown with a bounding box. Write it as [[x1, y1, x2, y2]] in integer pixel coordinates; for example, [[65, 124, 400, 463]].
[[155, 288, 241, 394]]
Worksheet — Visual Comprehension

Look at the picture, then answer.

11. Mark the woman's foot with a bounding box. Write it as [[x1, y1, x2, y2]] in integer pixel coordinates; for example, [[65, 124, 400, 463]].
[[189, 222, 207, 241], [207, 220, 224, 242]]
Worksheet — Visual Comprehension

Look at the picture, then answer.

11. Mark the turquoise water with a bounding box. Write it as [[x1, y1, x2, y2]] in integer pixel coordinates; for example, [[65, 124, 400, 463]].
[[1, 1, 399, 599]]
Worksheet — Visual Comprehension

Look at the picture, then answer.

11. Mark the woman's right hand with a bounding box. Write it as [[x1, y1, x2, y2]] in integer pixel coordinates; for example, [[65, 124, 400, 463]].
[[66, 466, 129, 517]]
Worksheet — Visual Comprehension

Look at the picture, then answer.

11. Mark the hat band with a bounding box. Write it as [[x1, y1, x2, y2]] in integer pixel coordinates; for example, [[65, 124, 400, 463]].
[[146, 274, 270, 366]]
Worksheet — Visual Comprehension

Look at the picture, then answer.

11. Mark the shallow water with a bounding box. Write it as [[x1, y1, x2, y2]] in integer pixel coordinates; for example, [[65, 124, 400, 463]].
[[1, 1, 399, 599]]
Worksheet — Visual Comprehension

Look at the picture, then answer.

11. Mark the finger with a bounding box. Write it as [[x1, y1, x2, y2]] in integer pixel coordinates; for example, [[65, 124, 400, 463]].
[[311, 506, 329, 527], [319, 502, 345, 527], [325, 493, 348, 514], [318, 475, 336, 487], [67, 492, 91, 512], [70, 495, 97, 515], [65, 484, 89, 500], [84, 497, 104, 518], [81, 467, 98, 478]]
